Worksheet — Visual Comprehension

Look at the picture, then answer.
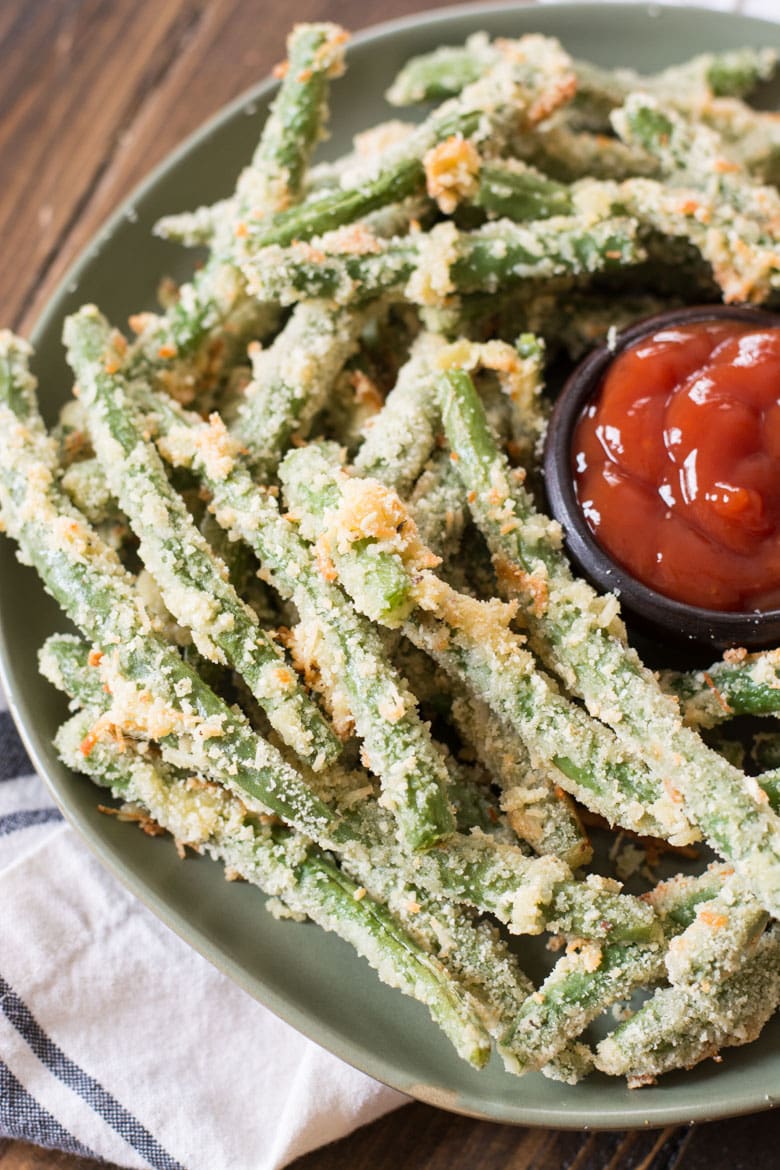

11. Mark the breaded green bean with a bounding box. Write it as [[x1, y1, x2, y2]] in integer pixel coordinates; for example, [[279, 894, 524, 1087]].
[[55, 708, 490, 1068], [438, 364, 780, 915], [388, 36, 774, 111], [278, 442, 693, 843], [340, 802, 657, 943], [0, 331, 335, 836], [513, 120, 657, 183], [613, 95, 780, 302], [236, 23, 348, 214], [233, 300, 368, 479], [238, 215, 644, 308], [64, 306, 339, 771], [386, 33, 496, 105], [662, 649, 780, 728], [501, 940, 664, 1075], [450, 692, 591, 868], [352, 332, 446, 494], [596, 925, 780, 1085], [664, 883, 768, 988], [472, 160, 574, 221], [405, 610, 688, 843], [407, 451, 467, 563], [44, 630, 655, 945], [332, 797, 539, 1038], [121, 376, 458, 851], [499, 866, 743, 1075], [127, 23, 348, 404], [237, 34, 575, 252], [154, 200, 231, 248], [52, 686, 589, 1078], [699, 98, 780, 185], [432, 334, 547, 468], [756, 770, 780, 815], [59, 456, 124, 528]]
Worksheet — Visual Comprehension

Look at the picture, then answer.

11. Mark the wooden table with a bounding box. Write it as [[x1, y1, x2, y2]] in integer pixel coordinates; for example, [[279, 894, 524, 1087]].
[[1, 2, 779, 1167]]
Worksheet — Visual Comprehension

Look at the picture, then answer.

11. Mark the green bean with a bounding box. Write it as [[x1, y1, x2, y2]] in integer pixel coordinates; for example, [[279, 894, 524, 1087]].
[[59, 456, 124, 528], [438, 365, 780, 915], [341, 802, 657, 943], [612, 92, 728, 177], [408, 451, 468, 564], [405, 611, 690, 844], [126, 23, 347, 404], [499, 867, 740, 1074], [699, 99, 780, 186], [54, 708, 490, 1068], [233, 300, 369, 479], [757, 770, 780, 815], [449, 693, 591, 868], [596, 925, 780, 1084], [280, 441, 416, 626], [664, 885, 768, 988], [662, 651, 780, 728], [154, 200, 231, 248], [0, 331, 335, 836], [334, 798, 538, 1037], [64, 306, 339, 771], [52, 397, 93, 467], [123, 378, 458, 851], [388, 37, 774, 110], [386, 33, 495, 106], [541, 1044, 594, 1085], [238, 34, 574, 252], [236, 24, 348, 214], [444, 756, 509, 839], [501, 940, 664, 1075], [241, 156, 423, 250], [513, 122, 657, 183], [239, 215, 644, 308], [618, 179, 780, 305], [434, 334, 547, 468], [472, 160, 574, 221], [43, 629, 655, 945], [613, 95, 780, 302], [39, 635, 108, 708], [278, 442, 693, 844], [53, 686, 591, 1077], [571, 49, 777, 130], [356, 332, 534, 517], [352, 332, 446, 494]]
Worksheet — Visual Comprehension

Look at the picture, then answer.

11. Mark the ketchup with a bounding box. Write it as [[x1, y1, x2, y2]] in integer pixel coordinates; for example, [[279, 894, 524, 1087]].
[[572, 320, 780, 612]]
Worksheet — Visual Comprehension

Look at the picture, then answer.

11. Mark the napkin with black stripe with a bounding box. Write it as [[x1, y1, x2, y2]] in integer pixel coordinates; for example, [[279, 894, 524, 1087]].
[[0, 686, 404, 1169]]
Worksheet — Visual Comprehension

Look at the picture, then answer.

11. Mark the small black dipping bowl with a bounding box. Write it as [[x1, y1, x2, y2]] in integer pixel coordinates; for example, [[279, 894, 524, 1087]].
[[543, 304, 780, 649]]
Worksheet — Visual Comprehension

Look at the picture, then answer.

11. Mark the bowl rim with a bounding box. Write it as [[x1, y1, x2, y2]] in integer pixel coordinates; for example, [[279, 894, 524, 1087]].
[[543, 304, 780, 647]]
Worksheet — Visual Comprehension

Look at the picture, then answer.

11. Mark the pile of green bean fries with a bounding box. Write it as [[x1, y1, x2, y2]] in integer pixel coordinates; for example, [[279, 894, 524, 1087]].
[[3, 22, 780, 1086]]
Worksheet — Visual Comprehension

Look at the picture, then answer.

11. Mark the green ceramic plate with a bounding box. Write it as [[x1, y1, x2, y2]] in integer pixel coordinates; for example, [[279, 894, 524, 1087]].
[[2, 2, 780, 1130]]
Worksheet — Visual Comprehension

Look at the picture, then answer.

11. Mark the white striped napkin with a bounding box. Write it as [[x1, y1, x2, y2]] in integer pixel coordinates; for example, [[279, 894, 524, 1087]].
[[1, 0, 776, 1165]]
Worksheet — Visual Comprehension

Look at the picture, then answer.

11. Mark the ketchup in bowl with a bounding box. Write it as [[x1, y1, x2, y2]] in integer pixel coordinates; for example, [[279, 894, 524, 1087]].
[[572, 320, 780, 613]]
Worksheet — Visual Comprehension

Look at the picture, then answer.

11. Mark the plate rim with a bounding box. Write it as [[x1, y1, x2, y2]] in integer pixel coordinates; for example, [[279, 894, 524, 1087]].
[[2, 0, 780, 1132]]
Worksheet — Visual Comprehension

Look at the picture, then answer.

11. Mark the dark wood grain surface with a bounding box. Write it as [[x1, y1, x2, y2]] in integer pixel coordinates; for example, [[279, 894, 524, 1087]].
[[1, 2, 778, 1168]]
